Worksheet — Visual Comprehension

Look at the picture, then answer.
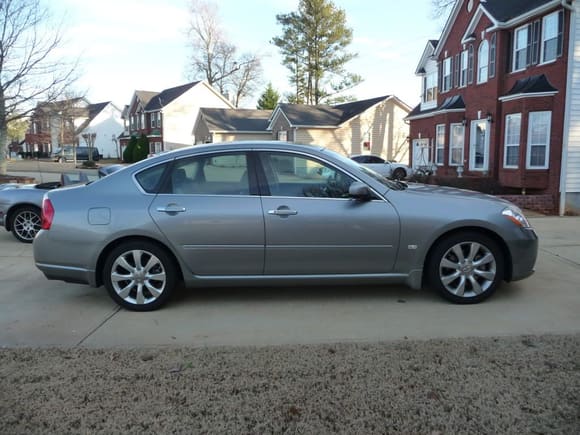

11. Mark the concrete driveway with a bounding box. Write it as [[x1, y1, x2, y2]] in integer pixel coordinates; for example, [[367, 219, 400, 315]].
[[0, 217, 579, 348]]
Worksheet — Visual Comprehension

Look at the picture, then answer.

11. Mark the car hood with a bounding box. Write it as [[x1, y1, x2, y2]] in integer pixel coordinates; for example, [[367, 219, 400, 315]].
[[397, 182, 514, 208]]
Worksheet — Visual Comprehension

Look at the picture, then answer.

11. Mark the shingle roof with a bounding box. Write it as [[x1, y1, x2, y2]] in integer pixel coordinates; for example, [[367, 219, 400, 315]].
[[504, 74, 558, 96], [278, 96, 391, 127], [406, 95, 465, 119], [483, 0, 554, 22], [200, 108, 272, 132], [135, 91, 158, 107], [145, 81, 200, 111]]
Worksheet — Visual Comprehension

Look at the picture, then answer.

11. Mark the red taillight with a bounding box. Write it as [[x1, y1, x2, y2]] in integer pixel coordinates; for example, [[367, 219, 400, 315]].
[[41, 198, 54, 230]]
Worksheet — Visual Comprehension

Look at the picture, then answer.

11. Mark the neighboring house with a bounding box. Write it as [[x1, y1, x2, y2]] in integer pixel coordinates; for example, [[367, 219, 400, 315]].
[[562, 1, 580, 214], [120, 81, 233, 156], [269, 96, 411, 162], [76, 102, 124, 159], [24, 98, 122, 159], [196, 96, 411, 163], [407, 0, 578, 214], [194, 108, 272, 143]]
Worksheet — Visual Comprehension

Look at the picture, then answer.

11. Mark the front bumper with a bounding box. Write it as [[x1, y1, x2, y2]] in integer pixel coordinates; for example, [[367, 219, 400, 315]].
[[508, 228, 538, 282]]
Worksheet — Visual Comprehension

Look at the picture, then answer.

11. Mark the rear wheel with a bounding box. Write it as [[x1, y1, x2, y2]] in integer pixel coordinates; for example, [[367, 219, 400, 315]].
[[10, 206, 41, 243], [428, 232, 504, 304], [103, 241, 177, 311], [392, 168, 406, 180]]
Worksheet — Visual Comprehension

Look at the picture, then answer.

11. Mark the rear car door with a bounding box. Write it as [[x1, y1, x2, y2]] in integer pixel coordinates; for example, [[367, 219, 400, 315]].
[[148, 151, 265, 276], [257, 151, 399, 275]]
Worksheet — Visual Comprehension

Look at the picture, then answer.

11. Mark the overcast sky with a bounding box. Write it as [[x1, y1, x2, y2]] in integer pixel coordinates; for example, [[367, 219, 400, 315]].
[[52, 0, 443, 109]]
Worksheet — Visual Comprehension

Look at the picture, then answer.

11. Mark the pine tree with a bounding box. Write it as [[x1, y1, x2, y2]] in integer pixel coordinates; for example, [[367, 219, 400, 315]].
[[256, 83, 281, 110], [273, 0, 362, 105]]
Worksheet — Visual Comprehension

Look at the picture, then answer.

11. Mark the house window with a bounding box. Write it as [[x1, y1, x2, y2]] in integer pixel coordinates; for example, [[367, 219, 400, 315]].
[[527, 111, 551, 169], [449, 123, 464, 166], [477, 40, 489, 83], [423, 70, 438, 102], [140, 113, 145, 130], [542, 11, 563, 63], [442, 57, 452, 92], [277, 130, 287, 141], [435, 124, 445, 165], [150, 113, 156, 128], [503, 114, 521, 168], [513, 25, 528, 71], [460, 50, 468, 87]]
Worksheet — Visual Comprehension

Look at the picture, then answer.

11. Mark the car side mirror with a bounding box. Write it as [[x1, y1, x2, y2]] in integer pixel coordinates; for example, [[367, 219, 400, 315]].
[[349, 181, 372, 201]]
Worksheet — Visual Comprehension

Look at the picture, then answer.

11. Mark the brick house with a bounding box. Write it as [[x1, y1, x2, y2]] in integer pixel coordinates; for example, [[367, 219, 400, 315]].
[[407, 0, 578, 214], [24, 98, 123, 159], [119, 81, 233, 156]]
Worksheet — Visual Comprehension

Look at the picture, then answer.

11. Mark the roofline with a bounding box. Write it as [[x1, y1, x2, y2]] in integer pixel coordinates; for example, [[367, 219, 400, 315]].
[[498, 91, 559, 102], [210, 130, 272, 134], [406, 108, 466, 121], [488, 0, 563, 30], [415, 40, 438, 75], [434, 0, 466, 57]]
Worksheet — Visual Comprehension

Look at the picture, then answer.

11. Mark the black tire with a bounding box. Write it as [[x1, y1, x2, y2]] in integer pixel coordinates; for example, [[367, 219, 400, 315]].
[[103, 241, 178, 311], [427, 231, 504, 304], [10, 206, 41, 243], [392, 168, 406, 180]]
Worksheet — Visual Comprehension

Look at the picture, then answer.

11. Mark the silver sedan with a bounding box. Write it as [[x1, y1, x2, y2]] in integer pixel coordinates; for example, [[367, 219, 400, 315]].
[[33, 142, 538, 311]]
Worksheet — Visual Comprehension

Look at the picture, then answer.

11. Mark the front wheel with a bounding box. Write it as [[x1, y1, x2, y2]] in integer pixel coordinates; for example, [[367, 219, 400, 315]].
[[103, 241, 178, 311], [427, 232, 504, 304], [10, 206, 41, 243]]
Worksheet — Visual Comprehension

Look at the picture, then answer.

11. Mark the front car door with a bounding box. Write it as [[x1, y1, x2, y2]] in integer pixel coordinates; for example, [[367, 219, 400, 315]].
[[148, 151, 265, 276], [257, 151, 399, 275]]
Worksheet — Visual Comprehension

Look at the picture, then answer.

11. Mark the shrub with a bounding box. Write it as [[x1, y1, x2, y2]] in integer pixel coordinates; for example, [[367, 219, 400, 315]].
[[123, 136, 138, 163]]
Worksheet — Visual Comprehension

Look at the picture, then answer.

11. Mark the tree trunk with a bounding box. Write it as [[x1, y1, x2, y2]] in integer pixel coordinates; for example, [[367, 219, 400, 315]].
[[0, 94, 8, 175]]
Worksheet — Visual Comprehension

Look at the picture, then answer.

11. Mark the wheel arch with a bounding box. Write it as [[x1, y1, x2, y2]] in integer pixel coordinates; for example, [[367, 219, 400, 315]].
[[95, 235, 185, 288], [422, 226, 513, 287], [6, 203, 41, 231]]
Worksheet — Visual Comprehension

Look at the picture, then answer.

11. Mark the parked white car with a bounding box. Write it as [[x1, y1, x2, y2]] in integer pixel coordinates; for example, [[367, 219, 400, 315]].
[[350, 154, 412, 180]]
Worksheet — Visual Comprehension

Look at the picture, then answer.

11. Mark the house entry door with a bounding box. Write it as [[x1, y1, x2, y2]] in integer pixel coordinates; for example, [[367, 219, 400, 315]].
[[469, 120, 489, 171]]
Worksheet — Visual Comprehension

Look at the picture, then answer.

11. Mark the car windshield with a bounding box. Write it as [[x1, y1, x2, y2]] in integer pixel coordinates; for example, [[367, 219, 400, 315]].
[[322, 149, 406, 190]]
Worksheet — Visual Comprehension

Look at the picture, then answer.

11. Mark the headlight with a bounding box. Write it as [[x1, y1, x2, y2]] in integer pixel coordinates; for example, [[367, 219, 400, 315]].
[[502, 207, 531, 228]]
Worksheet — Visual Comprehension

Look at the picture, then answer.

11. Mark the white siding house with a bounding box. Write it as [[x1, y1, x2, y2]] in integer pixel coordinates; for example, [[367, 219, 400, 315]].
[[562, 1, 580, 215], [78, 102, 124, 159], [158, 82, 233, 150]]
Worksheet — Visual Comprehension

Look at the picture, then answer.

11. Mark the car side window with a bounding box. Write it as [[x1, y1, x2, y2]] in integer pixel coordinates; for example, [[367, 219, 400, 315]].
[[368, 155, 385, 164], [259, 152, 354, 199], [135, 163, 168, 193], [170, 152, 250, 195]]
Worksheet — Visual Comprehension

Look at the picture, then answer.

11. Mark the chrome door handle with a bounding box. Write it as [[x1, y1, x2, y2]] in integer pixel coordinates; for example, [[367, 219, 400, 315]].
[[157, 206, 186, 213], [268, 209, 298, 216]]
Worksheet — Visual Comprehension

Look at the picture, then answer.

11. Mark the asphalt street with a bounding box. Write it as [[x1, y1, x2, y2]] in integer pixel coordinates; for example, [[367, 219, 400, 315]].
[[0, 212, 579, 348]]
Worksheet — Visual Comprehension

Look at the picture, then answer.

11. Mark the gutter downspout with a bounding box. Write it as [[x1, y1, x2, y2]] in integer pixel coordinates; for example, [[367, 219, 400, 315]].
[[560, 0, 577, 215]]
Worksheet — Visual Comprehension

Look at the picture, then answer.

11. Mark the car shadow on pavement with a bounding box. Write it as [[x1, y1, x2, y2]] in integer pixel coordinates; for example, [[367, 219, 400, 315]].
[[169, 283, 443, 307]]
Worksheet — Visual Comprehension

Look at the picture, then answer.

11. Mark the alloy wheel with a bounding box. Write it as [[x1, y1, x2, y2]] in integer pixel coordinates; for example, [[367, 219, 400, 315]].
[[110, 249, 167, 306], [12, 208, 41, 243], [438, 241, 497, 298]]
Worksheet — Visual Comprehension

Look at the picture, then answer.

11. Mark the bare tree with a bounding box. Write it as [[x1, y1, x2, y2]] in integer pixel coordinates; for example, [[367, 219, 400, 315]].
[[187, 0, 262, 105], [229, 54, 262, 108], [0, 0, 79, 174], [431, 0, 456, 19]]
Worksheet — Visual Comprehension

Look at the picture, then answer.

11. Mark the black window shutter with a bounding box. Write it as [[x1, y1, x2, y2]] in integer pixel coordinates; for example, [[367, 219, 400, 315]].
[[489, 33, 496, 78], [557, 9, 564, 57], [468, 45, 474, 84], [531, 20, 540, 65], [454, 53, 460, 87], [506, 31, 513, 72], [438, 61, 442, 92]]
